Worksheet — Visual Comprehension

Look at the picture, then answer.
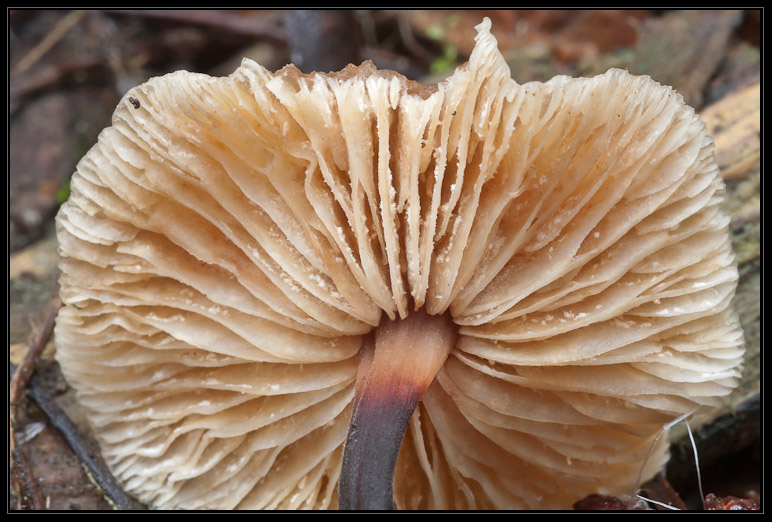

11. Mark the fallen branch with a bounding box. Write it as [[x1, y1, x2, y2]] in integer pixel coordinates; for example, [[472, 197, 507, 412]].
[[26, 367, 145, 510]]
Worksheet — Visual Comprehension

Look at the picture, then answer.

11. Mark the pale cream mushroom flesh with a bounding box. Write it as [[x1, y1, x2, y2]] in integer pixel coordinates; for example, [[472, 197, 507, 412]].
[[55, 19, 744, 510]]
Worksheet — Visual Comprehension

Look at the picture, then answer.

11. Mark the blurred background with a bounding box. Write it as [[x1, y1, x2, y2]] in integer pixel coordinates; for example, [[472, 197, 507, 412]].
[[9, 10, 760, 510], [8, 9, 760, 254]]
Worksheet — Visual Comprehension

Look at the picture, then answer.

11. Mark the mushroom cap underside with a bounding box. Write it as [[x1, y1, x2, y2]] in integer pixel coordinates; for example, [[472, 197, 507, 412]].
[[55, 18, 743, 510]]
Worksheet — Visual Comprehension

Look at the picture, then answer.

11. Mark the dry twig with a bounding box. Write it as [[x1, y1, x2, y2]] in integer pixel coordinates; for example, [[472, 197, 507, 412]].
[[11, 449, 47, 510], [13, 10, 88, 74], [9, 296, 142, 509], [10, 297, 61, 510], [10, 297, 62, 407]]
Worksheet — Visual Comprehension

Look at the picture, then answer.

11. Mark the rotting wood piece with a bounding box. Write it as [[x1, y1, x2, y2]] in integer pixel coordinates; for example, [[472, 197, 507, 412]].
[[700, 82, 760, 181]]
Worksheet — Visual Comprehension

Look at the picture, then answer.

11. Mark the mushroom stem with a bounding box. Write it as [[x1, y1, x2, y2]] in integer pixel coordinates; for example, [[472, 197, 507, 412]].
[[339, 310, 457, 510]]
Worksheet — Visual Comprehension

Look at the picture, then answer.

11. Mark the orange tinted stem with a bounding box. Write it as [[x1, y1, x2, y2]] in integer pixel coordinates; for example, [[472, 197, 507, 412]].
[[339, 310, 456, 510]]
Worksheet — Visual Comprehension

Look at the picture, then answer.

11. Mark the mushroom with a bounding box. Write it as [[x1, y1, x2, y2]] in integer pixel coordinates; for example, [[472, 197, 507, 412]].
[[55, 18, 744, 510]]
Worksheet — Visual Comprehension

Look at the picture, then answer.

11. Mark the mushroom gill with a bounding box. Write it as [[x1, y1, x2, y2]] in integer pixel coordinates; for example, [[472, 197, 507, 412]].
[[55, 18, 744, 510]]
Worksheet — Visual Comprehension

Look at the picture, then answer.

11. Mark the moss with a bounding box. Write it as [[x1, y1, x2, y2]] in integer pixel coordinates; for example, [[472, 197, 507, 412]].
[[57, 176, 71, 204]]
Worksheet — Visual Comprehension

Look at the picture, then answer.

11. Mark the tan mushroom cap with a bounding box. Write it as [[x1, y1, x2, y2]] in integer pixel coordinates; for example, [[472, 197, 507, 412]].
[[55, 18, 743, 510]]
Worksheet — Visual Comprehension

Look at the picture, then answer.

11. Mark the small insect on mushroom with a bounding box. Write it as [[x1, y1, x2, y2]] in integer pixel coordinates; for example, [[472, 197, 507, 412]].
[[55, 18, 744, 510], [128, 96, 140, 109]]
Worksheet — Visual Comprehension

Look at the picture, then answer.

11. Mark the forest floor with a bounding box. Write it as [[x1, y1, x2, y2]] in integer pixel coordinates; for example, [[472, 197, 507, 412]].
[[9, 9, 760, 511]]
